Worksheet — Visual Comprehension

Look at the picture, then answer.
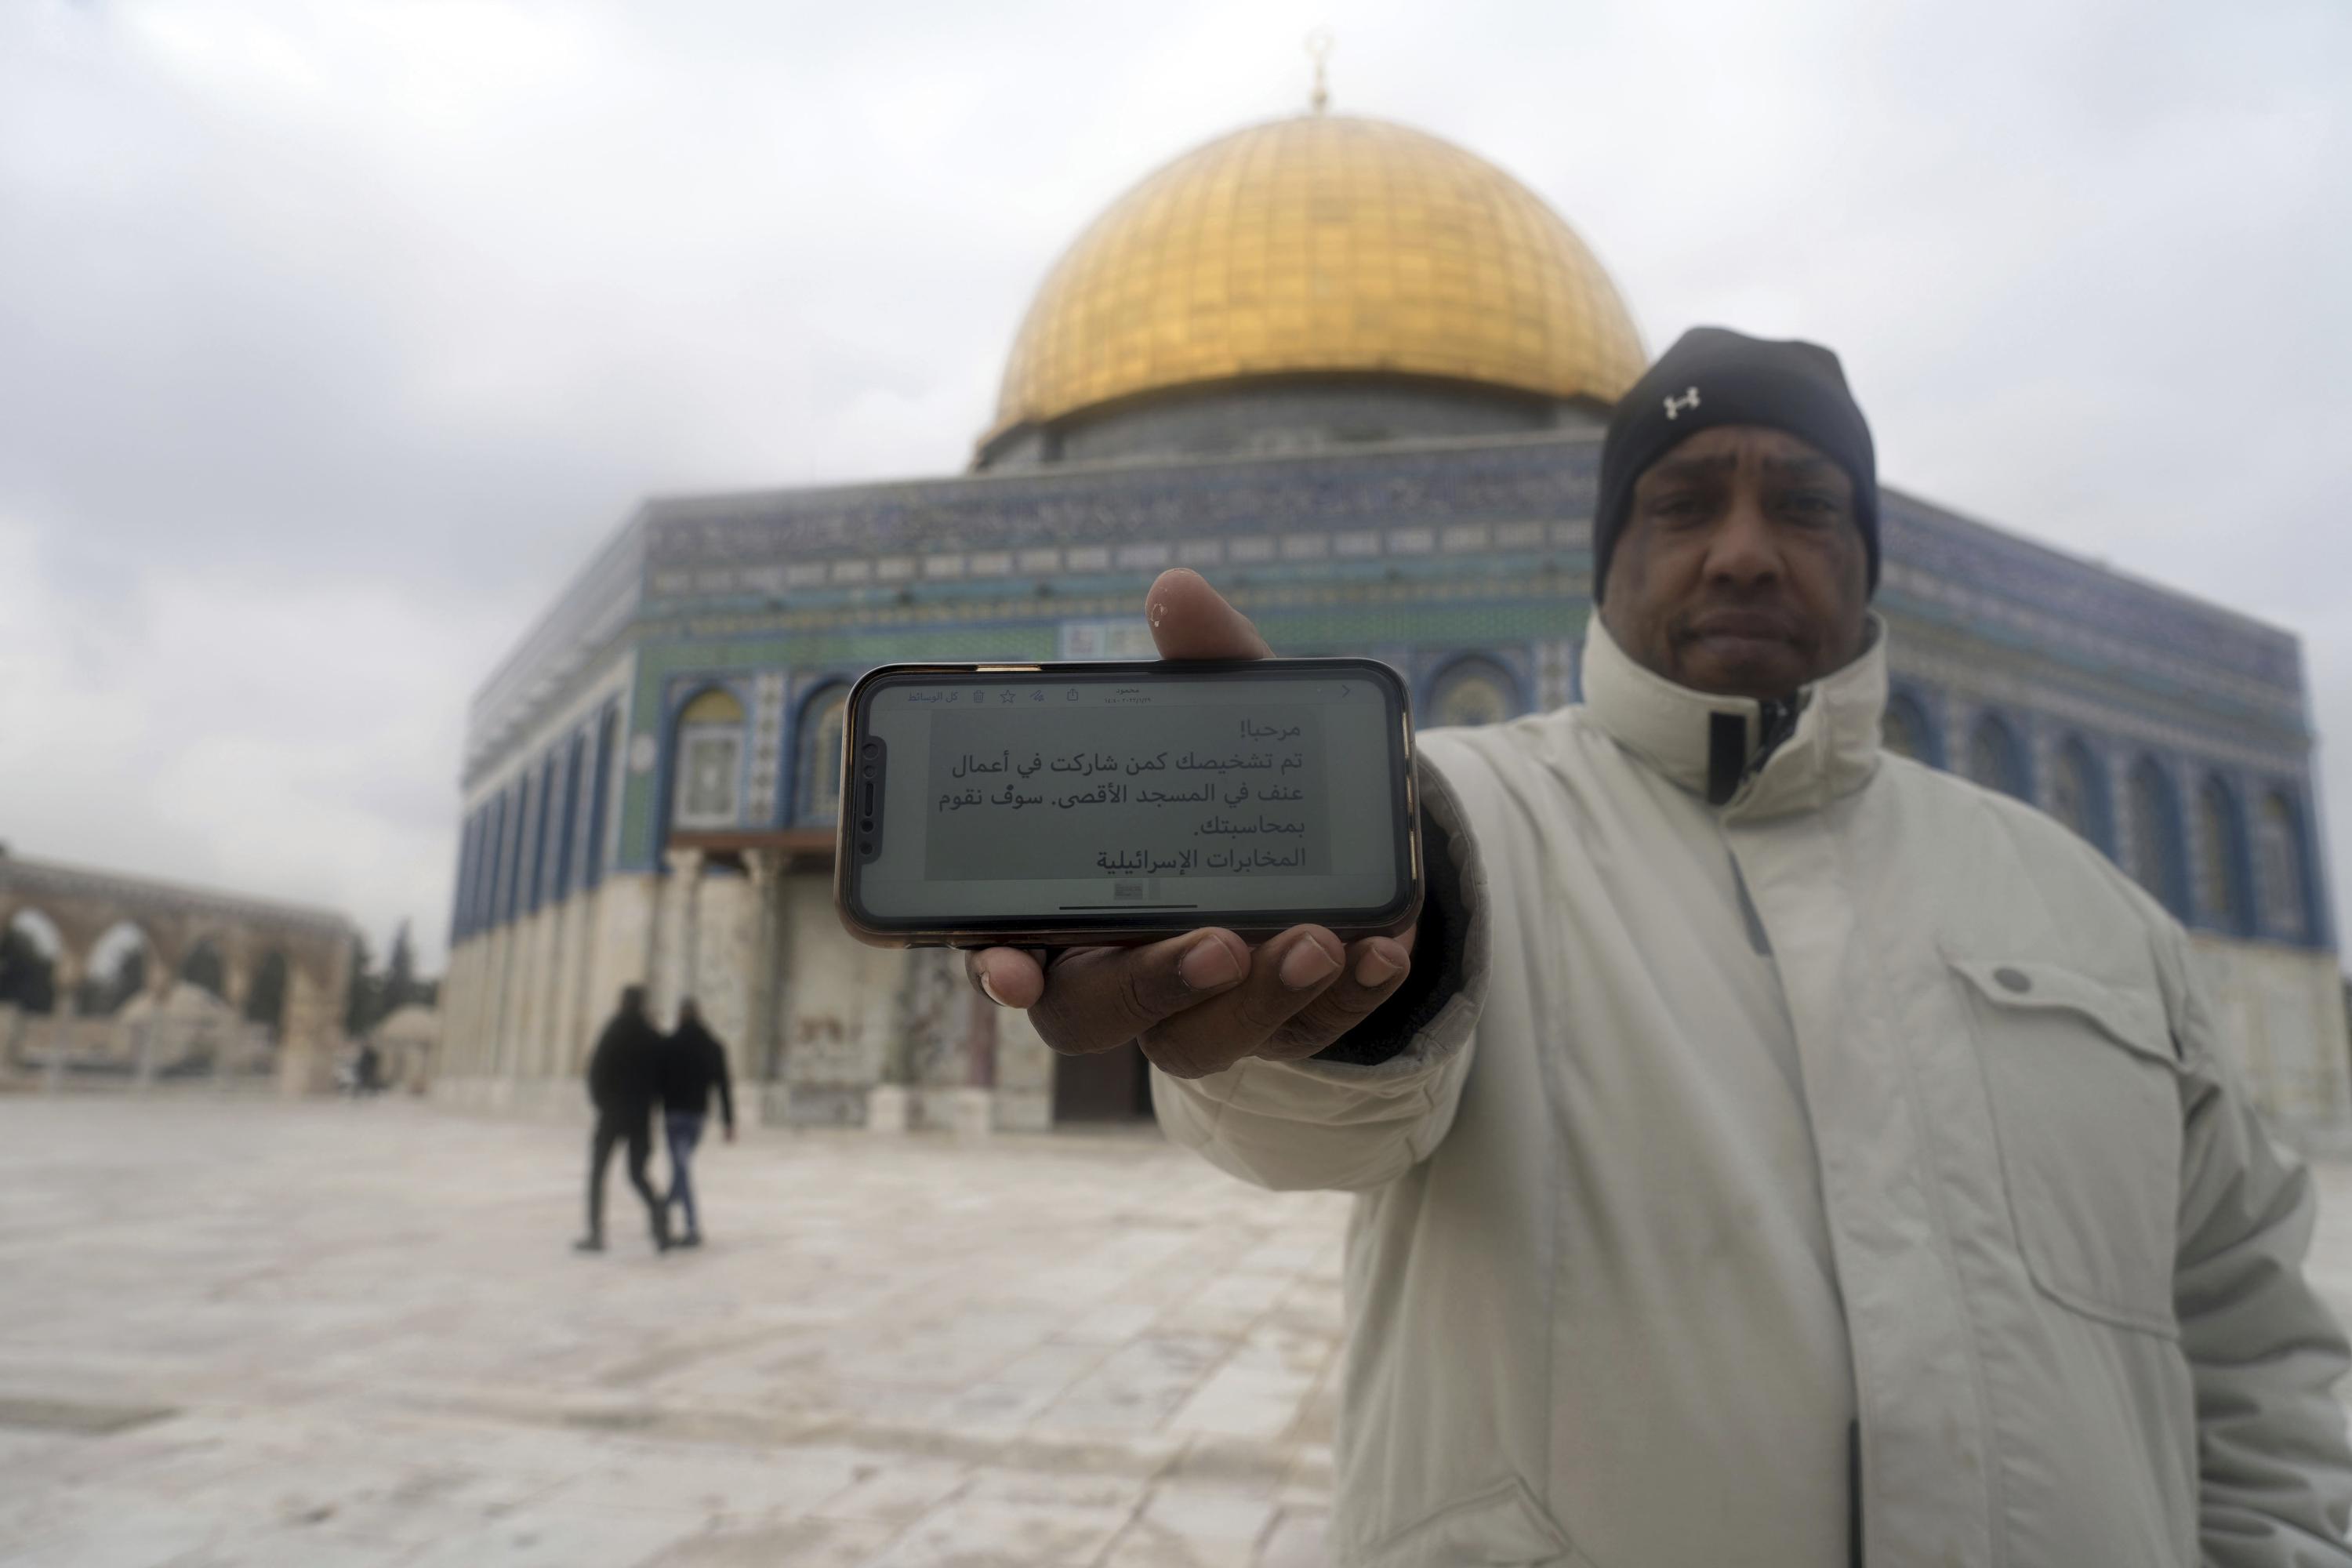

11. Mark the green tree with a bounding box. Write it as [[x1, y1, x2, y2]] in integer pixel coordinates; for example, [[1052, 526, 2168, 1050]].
[[343, 931, 379, 1038], [380, 921, 419, 1018]]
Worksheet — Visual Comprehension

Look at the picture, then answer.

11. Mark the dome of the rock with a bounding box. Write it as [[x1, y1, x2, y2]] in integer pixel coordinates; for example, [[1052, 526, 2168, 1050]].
[[985, 113, 1645, 456]]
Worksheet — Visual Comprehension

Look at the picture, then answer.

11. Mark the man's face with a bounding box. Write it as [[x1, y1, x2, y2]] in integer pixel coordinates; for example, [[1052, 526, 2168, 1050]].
[[1599, 424, 1871, 701]]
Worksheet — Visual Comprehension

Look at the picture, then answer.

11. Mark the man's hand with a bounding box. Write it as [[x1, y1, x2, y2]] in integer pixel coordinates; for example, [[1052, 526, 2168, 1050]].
[[965, 569, 1417, 1080]]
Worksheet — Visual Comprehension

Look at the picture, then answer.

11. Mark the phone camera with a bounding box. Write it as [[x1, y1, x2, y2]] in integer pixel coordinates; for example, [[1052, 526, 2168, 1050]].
[[858, 839, 873, 855]]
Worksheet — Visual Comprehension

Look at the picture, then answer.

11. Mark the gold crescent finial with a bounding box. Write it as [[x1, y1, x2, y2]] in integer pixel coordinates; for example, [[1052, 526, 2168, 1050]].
[[1305, 27, 1334, 114]]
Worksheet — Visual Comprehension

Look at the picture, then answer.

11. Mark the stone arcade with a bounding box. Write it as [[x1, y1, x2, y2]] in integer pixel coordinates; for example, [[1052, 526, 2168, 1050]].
[[0, 850, 354, 1094], [434, 110, 2347, 1138]]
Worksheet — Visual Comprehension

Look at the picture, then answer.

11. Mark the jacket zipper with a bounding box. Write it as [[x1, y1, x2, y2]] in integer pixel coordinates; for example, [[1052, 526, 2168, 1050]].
[[1704, 697, 1801, 808]]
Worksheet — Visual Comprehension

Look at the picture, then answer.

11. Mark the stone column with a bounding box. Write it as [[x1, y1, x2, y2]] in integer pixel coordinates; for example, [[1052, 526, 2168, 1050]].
[[43, 953, 82, 1095], [656, 848, 705, 1024], [132, 964, 174, 1093], [278, 942, 348, 1098], [220, 959, 252, 1088], [743, 850, 785, 1119]]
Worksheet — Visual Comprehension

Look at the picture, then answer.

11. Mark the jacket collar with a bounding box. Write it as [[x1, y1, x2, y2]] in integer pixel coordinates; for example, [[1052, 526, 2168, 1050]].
[[1577, 611, 1888, 818]]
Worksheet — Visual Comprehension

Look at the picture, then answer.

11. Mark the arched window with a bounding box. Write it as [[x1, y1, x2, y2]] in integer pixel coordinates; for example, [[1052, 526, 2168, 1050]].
[[1428, 658, 1523, 729], [1882, 693, 1933, 763], [551, 732, 586, 902], [2045, 737, 2105, 849], [2256, 792, 2310, 941], [1965, 715, 2028, 800], [583, 706, 617, 889], [795, 684, 851, 824], [2197, 776, 2248, 933], [673, 688, 747, 829], [2125, 757, 2183, 913]]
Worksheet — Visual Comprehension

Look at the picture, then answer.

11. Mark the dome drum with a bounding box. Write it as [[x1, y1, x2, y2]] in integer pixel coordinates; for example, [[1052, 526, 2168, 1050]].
[[978, 370, 1606, 469]]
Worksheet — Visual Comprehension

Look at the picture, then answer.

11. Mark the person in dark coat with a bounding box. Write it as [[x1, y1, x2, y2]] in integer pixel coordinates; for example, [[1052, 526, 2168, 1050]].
[[577, 984, 669, 1253], [656, 997, 735, 1248]]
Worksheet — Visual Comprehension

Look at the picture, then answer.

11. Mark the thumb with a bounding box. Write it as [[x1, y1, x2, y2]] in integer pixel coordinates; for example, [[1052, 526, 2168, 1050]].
[[1145, 570, 1272, 660]]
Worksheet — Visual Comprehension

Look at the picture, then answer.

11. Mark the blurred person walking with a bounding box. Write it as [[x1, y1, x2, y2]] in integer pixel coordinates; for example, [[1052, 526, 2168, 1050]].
[[576, 984, 669, 1254], [658, 997, 735, 1248]]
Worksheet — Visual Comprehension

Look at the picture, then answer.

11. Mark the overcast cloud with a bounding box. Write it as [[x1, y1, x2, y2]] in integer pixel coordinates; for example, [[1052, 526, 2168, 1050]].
[[2, 0, 2347, 973]]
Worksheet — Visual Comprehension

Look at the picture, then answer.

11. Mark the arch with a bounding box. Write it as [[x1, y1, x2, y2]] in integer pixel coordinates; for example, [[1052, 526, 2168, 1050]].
[[671, 683, 750, 831], [180, 937, 229, 1000], [2254, 789, 2317, 944], [2045, 735, 2113, 855], [1881, 689, 1941, 766], [2125, 755, 2189, 918], [792, 681, 853, 826], [2195, 774, 2253, 937], [1, 907, 62, 1015], [1424, 655, 1525, 729], [82, 920, 161, 1016], [245, 949, 292, 1040], [1964, 713, 2031, 801]]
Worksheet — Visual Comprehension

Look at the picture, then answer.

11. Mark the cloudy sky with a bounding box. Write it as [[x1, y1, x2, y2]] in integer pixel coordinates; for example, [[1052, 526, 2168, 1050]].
[[2, 0, 2347, 973]]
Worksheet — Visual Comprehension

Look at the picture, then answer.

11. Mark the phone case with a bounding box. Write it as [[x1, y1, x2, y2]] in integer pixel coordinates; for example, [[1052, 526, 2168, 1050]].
[[832, 659, 1423, 949]]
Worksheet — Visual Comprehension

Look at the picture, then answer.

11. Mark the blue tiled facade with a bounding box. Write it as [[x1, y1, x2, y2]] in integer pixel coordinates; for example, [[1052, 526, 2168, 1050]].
[[452, 426, 2332, 958]]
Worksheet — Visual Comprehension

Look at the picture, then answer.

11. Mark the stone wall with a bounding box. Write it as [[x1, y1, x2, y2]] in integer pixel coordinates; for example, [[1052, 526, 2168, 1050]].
[[775, 871, 909, 1125], [2192, 935, 2352, 1140]]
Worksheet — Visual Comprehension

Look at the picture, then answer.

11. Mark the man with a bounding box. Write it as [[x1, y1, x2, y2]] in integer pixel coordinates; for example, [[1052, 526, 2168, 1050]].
[[577, 983, 669, 1254], [967, 328, 2352, 1566], [656, 996, 735, 1248]]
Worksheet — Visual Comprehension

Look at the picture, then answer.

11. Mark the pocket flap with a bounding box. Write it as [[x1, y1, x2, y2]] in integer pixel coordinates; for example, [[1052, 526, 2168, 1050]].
[[1361, 1477, 1577, 1566], [1950, 959, 2176, 1069]]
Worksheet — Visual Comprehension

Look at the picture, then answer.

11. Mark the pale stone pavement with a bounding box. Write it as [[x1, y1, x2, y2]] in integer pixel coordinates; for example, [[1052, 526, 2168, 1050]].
[[0, 1098, 1349, 1567], [9, 1100, 2352, 1568]]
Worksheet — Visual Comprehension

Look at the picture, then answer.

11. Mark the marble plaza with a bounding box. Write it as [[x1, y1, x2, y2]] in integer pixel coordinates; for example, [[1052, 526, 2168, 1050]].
[[13, 1096, 2352, 1568], [0, 1098, 1348, 1567]]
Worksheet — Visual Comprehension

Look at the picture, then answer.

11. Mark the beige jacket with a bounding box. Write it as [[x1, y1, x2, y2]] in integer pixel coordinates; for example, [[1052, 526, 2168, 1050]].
[[1155, 615, 2352, 1567]]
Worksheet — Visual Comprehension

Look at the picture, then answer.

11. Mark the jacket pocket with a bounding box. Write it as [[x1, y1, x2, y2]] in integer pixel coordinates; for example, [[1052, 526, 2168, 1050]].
[[1357, 1476, 1579, 1566], [1953, 957, 2183, 1337]]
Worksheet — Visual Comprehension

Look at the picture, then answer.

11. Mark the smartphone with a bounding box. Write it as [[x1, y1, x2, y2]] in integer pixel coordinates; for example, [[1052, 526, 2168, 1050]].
[[833, 658, 1421, 948]]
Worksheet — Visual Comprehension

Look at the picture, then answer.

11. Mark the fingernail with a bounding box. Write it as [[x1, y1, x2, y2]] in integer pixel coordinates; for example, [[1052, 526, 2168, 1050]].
[[978, 971, 1009, 1007], [1178, 936, 1243, 991], [1278, 939, 1341, 991], [1354, 947, 1406, 988]]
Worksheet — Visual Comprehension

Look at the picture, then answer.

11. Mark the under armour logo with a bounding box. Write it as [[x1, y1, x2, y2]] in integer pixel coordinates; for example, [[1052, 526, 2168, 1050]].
[[1664, 387, 1701, 419]]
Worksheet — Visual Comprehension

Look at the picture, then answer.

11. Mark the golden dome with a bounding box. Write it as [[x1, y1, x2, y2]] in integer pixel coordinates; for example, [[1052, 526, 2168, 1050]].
[[989, 114, 1645, 440]]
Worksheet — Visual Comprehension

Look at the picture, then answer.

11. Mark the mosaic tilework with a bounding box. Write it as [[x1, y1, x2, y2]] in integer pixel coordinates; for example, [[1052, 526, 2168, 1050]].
[[746, 671, 786, 824]]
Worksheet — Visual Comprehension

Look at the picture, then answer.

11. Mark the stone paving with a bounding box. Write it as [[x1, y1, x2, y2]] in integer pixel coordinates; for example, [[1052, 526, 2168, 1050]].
[[9, 1098, 2352, 1568], [0, 1098, 1348, 1567]]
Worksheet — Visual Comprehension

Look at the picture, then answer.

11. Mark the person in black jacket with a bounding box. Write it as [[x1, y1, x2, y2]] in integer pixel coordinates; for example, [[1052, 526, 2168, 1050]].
[[657, 997, 735, 1248], [577, 985, 670, 1253]]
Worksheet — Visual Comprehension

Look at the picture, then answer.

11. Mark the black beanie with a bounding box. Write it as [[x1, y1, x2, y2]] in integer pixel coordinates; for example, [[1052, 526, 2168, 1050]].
[[1592, 326, 1878, 602]]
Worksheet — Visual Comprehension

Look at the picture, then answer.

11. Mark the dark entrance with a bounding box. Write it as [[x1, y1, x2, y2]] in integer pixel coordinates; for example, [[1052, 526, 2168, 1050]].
[[1052, 1041, 1155, 1122]]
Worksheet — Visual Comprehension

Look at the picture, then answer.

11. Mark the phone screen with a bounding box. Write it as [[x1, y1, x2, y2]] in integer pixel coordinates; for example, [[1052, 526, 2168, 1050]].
[[842, 662, 1413, 935]]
